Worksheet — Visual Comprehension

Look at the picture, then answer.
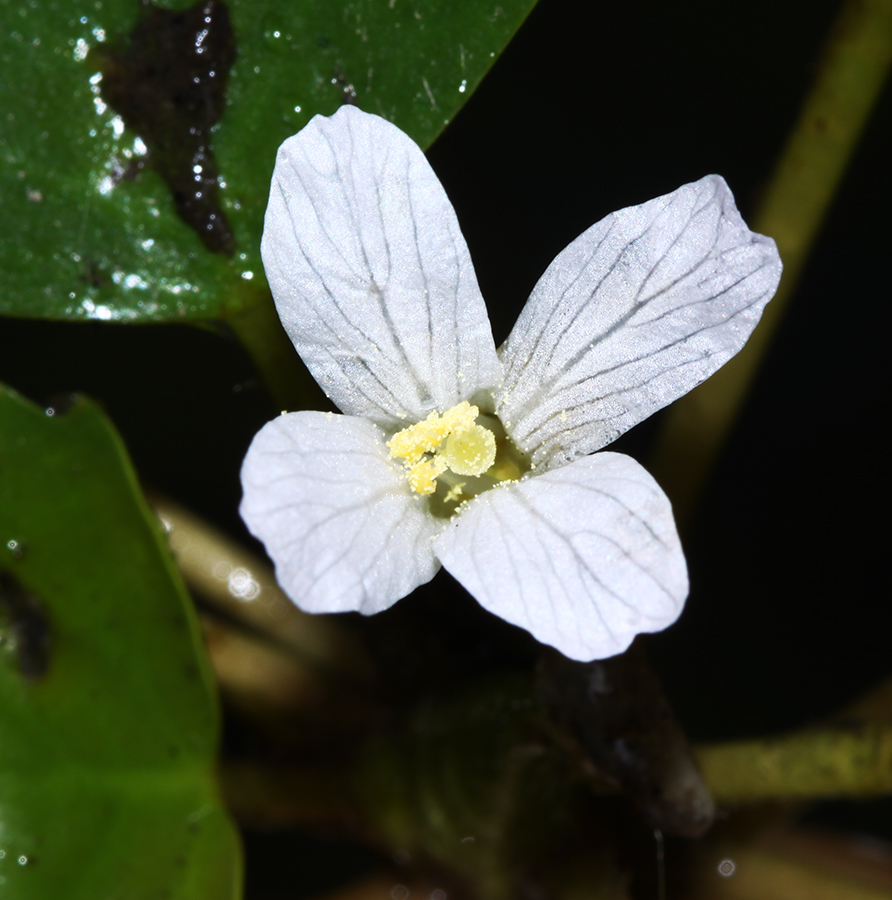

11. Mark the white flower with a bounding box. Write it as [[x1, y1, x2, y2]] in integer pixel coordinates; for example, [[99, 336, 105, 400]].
[[241, 106, 781, 662]]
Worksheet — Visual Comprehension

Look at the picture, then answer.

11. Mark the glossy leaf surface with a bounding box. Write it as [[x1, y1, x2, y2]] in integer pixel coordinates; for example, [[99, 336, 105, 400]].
[[0, 385, 241, 899], [0, 0, 536, 325]]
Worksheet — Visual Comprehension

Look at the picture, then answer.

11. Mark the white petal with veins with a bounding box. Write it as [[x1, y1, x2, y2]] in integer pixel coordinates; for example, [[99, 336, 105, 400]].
[[262, 106, 501, 427], [434, 452, 687, 661], [496, 176, 782, 467], [240, 411, 443, 615]]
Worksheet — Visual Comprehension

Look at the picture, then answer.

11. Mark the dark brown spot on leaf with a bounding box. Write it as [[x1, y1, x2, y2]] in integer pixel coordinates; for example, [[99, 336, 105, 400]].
[[96, 0, 237, 254], [0, 570, 52, 681], [79, 258, 109, 289]]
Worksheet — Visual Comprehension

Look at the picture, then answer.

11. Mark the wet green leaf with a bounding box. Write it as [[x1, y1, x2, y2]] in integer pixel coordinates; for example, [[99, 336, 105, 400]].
[[0, 0, 536, 325], [0, 385, 241, 899]]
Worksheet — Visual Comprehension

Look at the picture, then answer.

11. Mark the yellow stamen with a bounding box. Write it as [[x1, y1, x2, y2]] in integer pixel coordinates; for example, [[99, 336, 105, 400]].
[[388, 401, 497, 496]]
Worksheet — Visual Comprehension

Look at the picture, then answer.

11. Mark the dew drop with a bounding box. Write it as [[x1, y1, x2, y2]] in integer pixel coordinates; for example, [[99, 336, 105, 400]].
[[6, 540, 24, 560], [718, 859, 736, 877]]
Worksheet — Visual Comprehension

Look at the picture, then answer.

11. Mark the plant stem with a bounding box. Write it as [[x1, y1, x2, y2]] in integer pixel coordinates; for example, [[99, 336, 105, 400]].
[[151, 494, 371, 681], [697, 723, 892, 803], [649, 0, 892, 530], [224, 281, 330, 412]]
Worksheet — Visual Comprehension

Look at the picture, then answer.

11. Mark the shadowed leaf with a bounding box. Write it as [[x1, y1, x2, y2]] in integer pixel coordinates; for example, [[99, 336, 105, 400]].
[[0, 384, 241, 900]]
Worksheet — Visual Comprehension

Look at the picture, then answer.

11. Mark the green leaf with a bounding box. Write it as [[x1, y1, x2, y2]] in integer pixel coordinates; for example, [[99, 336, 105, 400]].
[[0, 0, 537, 325], [0, 385, 242, 899]]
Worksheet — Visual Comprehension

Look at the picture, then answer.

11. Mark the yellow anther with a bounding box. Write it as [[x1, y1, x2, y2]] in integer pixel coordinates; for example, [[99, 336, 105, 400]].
[[388, 402, 478, 464], [407, 455, 449, 495], [388, 401, 497, 496]]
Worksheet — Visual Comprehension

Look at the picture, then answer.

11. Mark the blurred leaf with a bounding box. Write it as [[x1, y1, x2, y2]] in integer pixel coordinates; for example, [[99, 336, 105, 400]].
[[0, 385, 241, 899], [0, 0, 537, 325]]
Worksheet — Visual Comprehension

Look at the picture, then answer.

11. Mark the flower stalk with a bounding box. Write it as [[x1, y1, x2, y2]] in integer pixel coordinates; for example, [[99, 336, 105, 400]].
[[650, 0, 892, 529]]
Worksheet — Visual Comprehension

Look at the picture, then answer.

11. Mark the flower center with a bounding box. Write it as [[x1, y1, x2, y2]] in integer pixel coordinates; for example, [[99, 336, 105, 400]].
[[388, 402, 533, 517], [387, 401, 497, 495]]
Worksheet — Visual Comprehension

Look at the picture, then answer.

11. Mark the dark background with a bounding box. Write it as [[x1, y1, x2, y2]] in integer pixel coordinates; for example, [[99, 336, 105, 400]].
[[1, 0, 889, 885]]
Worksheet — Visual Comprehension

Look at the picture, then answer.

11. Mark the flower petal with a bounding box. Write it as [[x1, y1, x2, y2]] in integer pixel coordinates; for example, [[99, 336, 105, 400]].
[[434, 452, 687, 661], [496, 176, 782, 467], [262, 106, 501, 426], [240, 411, 443, 615]]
